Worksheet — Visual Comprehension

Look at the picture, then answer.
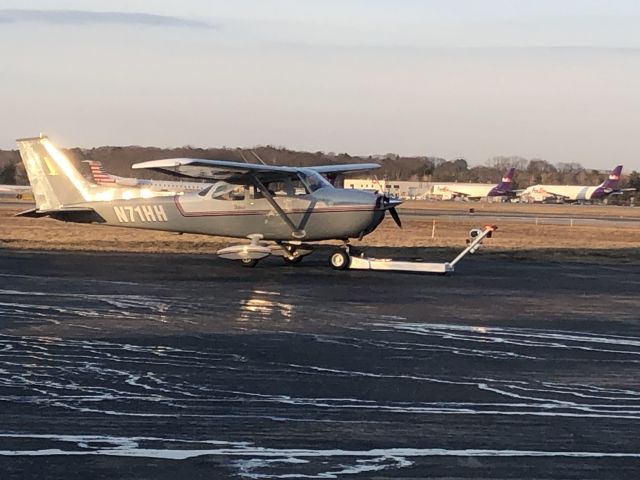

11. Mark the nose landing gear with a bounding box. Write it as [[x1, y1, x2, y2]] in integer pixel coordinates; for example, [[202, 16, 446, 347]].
[[329, 243, 352, 270], [330, 250, 350, 270]]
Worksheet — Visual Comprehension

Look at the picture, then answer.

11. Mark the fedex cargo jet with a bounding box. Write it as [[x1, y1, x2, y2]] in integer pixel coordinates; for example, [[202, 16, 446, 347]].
[[520, 166, 633, 203], [431, 167, 515, 200]]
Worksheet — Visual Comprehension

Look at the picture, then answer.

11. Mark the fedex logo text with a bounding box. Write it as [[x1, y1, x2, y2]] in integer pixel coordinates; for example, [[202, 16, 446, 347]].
[[113, 205, 168, 223]]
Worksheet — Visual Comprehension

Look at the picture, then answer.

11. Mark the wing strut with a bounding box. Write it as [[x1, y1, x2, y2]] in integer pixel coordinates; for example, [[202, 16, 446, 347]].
[[248, 173, 306, 239]]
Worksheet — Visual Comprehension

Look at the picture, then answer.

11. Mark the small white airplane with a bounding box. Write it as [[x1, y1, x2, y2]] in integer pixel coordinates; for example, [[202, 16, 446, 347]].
[[430, 168, 515, 200], [520, 166, 634, 203], [84, 160, 209, 192], [0, 184, 32, 200]]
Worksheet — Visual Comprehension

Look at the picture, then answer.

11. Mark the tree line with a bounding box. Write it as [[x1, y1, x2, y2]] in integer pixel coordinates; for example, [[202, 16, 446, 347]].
[[1, 146, 639, 199]]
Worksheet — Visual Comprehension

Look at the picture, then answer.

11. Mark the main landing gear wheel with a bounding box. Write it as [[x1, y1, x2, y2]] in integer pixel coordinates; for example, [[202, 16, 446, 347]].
[[240, 258, 259, 268], [330, 250, 350, 270]]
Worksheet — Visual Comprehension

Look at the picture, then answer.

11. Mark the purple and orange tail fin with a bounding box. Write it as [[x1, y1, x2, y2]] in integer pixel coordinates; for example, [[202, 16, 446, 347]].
[[488, 167, 515, 196], [601, 165, 622, 190], [496, 167, 515, 192]]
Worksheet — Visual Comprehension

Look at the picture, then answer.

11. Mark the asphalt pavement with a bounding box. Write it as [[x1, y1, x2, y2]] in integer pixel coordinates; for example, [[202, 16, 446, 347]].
[[1, 249, 640, 479]]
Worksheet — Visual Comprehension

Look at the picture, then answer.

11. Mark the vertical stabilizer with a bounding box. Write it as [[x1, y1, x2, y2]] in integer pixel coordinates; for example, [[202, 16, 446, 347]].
[[489, 167, 515, 196], [17, 136, 91, 210], [600, 165, 623, 190], [591, 165, 623, 198]]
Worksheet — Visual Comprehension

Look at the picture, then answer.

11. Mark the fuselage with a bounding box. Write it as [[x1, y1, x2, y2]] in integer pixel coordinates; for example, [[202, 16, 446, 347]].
[[434, 184, 500, 199], [522, 185, 608, 202], [74, 187, 386, 241]]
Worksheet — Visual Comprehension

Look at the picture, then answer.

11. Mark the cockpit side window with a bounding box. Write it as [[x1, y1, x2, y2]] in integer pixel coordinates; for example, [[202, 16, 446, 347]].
[[297, 170, 332, 193]]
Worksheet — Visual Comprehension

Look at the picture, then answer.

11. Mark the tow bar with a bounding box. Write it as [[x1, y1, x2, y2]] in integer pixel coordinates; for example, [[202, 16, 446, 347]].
[[347, 225, 497, 274]]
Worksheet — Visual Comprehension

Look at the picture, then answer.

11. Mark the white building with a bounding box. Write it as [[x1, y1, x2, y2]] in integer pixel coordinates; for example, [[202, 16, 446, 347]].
[[344, 178, 430, 199]]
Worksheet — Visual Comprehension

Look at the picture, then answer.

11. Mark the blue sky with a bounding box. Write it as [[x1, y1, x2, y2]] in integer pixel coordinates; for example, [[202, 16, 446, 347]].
[[1, 1, 639, 169]]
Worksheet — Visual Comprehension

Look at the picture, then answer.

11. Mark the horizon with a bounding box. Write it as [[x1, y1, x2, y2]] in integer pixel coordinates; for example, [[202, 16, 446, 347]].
[[1, 1, 639, 169]]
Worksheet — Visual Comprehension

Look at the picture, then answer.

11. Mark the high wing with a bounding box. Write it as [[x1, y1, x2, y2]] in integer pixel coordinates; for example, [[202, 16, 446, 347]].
[[132, 158, 379, 183]]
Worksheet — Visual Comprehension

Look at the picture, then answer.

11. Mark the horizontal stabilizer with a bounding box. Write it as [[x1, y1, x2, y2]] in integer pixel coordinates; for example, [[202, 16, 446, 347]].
[[15, 206, 102, 223], [15, 206, 96, 218], [14, 208, 39, 217]]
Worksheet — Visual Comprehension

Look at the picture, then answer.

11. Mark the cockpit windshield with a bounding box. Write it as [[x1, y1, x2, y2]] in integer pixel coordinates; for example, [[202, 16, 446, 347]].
[[297, 170, 332, 193]]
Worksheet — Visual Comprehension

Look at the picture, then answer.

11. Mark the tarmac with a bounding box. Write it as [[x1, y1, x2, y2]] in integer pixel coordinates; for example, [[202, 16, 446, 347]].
[[1, 249, 640, 479], [402, 208, 640, 227]]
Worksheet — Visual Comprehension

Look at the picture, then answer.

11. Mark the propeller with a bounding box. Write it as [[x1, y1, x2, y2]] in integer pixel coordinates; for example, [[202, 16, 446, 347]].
[[389, 205, 402, 228], [377, 194, 403, 228]]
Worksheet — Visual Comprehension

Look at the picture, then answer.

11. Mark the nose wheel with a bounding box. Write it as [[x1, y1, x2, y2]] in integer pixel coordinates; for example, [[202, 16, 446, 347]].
[[329, 249, 351, 270]]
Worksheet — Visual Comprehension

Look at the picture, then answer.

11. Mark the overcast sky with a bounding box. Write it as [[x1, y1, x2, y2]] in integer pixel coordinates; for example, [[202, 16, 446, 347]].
[[1, 0, 639, 169]]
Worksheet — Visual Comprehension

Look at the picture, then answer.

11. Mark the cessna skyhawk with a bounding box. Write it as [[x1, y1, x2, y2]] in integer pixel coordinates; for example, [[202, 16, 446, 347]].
[[16, 136, 401, 268]]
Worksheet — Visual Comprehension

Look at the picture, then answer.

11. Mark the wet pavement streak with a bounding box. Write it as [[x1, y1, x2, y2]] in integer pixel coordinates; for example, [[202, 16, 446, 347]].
[[1, 249, 640, 478]]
